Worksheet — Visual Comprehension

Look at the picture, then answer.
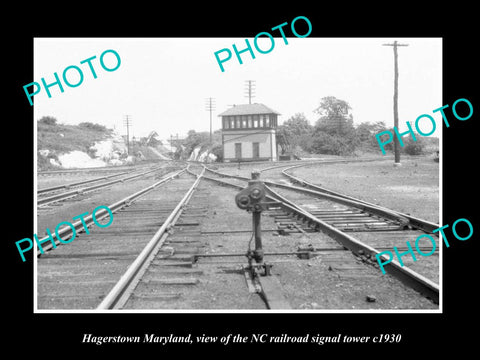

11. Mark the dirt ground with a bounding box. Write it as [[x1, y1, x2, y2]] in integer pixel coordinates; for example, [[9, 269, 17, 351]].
[[288, 156, 439, 224], [35, 160, 439, 311]]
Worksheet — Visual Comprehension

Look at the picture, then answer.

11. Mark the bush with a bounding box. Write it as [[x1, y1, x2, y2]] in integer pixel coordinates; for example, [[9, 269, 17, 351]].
[[38, 116, 57, 125], [397, 132, 425, 155], [403, 139, 425, 155], [78, 122, 107, 132], [294, 133, 315, 153], [210, 144, 223, 162], [311, 131, 358, 156]]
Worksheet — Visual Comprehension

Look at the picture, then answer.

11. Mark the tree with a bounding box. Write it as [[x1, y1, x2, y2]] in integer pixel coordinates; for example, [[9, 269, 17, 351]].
[[311, 131, 358, 156], [282, 113, 312, 136], [372, 126, 425, 155], [176, 130, 223, 161], [355, 121, 387, 141], [311, 96, 358, 155], [277, 113, 313, 153], [355, 121, 388, 150], [314, 96, 354, 136], [38, 116, 58, 125], [210, 143, 223, 162], [78, 122, 107, 132], [183, 130, 210, 155], [402, 132, 425, 155]]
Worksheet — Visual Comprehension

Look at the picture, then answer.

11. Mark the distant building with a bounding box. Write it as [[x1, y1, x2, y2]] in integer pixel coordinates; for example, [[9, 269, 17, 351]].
[[218, 103, 280, 162]]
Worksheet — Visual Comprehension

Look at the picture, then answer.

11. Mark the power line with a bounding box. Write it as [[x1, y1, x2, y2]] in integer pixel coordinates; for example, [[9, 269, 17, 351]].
[[123, 115, 132, 155], [205, 97, 216, 144], [244, 80, 256, 104], [383, 41, 408, 166]]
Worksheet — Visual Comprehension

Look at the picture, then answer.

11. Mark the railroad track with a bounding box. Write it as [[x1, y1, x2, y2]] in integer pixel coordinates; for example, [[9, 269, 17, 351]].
[[203, 163, 440, 304], [37, 164, 270, 310], [37, 163, 169, 207], [37, 162, 158, 177], [37, 160, 439, 310], [37, 169, 135, 195], [280, 162, 439, 233], [37, 166, 191, 309], [105, 166, 290, 310]]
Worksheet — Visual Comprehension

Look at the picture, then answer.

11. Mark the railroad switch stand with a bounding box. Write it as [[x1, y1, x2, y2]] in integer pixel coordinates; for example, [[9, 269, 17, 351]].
[[235, 171, 275, 276]]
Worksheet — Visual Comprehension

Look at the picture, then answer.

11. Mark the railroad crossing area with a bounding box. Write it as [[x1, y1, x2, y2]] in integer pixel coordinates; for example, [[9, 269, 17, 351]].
[[35, 159, 440, 311]]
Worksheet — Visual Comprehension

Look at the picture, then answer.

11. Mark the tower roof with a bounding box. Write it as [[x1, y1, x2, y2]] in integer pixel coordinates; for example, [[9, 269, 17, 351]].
[[218, 103, 281, 117]]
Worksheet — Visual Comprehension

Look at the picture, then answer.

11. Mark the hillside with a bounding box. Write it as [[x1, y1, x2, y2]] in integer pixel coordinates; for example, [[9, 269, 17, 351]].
[[38, 119, 111, 153], [37, 118, 170, 171]]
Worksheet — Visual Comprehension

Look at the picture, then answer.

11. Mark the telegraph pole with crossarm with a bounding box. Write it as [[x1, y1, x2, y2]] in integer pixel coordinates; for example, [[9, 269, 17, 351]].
[[205, 98, 216, 144], [383, 40, 408, 166], [244, 80, 256, 104], [123, 115, 132, 155]]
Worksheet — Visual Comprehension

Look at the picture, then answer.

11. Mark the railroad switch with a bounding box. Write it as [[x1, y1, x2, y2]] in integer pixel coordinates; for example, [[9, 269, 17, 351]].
[[236, 171, 277, 276], [247, 259, 273, 277], [236, 171, 269, 263], [246, 248, 273, 276]]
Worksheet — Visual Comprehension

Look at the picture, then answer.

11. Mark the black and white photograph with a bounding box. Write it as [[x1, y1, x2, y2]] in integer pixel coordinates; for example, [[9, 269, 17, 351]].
[[32, 37, 442, 313], [6, 5, 478, 355]]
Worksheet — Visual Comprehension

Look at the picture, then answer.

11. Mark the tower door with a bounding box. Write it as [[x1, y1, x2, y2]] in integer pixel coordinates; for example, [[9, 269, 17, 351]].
[[252, 142, 260, 158], [235, 143, 242, 159]]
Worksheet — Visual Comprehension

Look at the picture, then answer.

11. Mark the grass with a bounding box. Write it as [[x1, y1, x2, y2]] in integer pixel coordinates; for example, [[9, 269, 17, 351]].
[[37, 121, 112, 170], [38, 122, 111, 153]]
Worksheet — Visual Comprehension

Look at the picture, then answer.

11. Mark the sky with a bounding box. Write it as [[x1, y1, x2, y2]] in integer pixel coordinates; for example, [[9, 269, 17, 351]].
[[33, 37, 442, 140]]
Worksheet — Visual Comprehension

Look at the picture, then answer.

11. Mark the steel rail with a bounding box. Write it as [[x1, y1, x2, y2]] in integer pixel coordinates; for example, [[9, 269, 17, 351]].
[[199, 171, 439, 304], [281, 163, 440, 233], [36, 168, 187, 255], [265, 181, 409, 227], [264, 185, 439, 303], [203, 166, 410, 227], [37, 169, 135, 194], [37, 161, 163, 175], [97, 167, 205, 310], [200, 156, 389, 170], [256, 157, 386, 174], [37, 164, 167, 206]]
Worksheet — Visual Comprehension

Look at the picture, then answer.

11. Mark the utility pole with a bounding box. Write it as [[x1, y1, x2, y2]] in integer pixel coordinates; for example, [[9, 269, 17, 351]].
[[123, 115, 132, 155], [205, 97, 216, 144], [383, 40, 408, 166], [244, 80, 256, 104]]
